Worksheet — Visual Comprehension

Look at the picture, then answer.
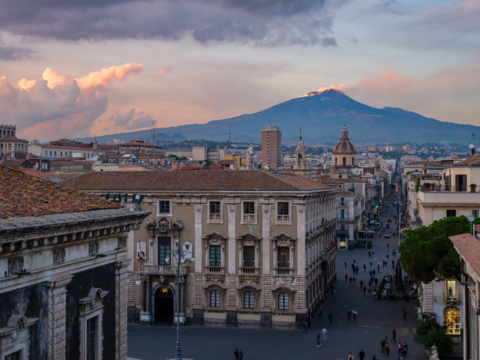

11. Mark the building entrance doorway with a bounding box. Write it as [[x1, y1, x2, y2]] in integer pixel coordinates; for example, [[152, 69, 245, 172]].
[[155, 286, 174, 324]]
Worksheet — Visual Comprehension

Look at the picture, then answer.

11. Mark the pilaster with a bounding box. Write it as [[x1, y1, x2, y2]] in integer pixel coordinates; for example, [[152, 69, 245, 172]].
[[115, 258, 132, 360], [47, 274, 73, 360]]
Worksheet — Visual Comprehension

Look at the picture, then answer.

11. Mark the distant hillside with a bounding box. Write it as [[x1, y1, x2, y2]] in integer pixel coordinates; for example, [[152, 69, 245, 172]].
[[78, 90, 479, 143]]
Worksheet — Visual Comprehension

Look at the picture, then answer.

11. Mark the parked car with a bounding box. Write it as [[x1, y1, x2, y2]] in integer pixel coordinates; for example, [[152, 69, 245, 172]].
[[384, 234, 391, 238]]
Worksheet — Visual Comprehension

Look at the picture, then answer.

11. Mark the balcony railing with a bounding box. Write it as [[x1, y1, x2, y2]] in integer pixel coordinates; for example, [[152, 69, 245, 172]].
[[277, 215, 290, 222], [239, 267, 260, 275], [243, 214, 255, 222], [420, 185, 480, 193], [275, 268, 292, 275], [206, 266, 224, 273], [139, 264, 188, 276], [209, 213, 221, 220]]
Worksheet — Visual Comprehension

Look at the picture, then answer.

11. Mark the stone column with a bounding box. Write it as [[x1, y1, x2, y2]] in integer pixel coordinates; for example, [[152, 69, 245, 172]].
[[47, 274, 73, 360], [115, 258, 132, 360]]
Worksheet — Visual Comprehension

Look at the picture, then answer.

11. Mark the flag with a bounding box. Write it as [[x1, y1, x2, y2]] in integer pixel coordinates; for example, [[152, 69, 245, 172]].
[[330, 241, 336, 248], [138, 243, 142, 261]]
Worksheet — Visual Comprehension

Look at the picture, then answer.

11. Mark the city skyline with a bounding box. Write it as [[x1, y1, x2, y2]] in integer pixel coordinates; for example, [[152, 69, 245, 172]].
[[0, 0, 479, 141]]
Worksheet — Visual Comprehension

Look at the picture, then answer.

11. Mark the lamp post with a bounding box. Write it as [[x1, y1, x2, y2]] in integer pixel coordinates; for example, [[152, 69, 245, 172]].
[[165, 248, 194, 360]]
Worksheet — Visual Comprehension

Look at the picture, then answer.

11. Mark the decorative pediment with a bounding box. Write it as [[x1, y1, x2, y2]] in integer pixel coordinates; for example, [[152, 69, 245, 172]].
[[145, 217, 183, 234], [203, 232, 227, 241], [0, 314, 38, 345], [79, 288, 109, 313], [236, 232, 262, 241]]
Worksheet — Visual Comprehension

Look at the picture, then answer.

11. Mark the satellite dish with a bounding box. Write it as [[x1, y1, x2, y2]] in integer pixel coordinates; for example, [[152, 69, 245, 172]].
[[469, 144, 475, 149], [468, 215, 475, 223]]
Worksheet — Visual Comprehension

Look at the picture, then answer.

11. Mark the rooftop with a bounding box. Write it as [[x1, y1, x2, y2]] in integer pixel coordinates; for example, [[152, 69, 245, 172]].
[[452, 154, 480, 167], [30, 144, 101, 151], [63, 170, 335, 192], [0, 166, 121, 219], [450, 233, 480, 276]]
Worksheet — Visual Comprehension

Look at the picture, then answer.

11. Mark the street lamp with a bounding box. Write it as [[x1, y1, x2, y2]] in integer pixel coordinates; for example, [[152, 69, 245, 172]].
[[166, 248, 194, 360], [126, 271, 142, 286]]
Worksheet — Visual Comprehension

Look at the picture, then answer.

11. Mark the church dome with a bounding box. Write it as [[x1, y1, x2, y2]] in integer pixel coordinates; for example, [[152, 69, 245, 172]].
[[333, 125, 357, 154]]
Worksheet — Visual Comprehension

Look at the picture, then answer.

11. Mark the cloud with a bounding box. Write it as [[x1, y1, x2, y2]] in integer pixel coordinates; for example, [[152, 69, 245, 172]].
[[98, 109, 156, 131], [307, 63, 480, 125], [0, 0, 347, 46], [0, 34, 36, 61], [320, 36, 337, 47], [0, 63, 144, 140], [156, 66, 172, 76]]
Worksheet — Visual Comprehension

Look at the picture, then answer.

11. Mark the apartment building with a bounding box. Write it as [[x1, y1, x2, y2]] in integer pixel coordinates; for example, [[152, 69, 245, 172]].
[[261, 124, 282, 170]]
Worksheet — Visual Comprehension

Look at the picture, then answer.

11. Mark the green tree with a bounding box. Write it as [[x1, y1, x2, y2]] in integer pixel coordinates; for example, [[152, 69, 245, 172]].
[[398, 216, 472, 282], [414, 317, 455, 356]]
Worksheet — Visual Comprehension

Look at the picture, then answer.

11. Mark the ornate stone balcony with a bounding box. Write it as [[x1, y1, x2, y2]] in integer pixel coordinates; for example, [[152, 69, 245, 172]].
[[139, 264, 188, 276]]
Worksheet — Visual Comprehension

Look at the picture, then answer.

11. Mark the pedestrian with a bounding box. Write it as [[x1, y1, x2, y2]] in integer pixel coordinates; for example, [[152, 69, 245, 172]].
[[322, 326, 327, 342], [368, 251, 371, 257], [356, 266, 359, 275], [363, 286, 367, 296], [235, 348, 239, 360], [378, 264, 380, 272], [345, 261, 347, 269], [303, 321, 308, 333], [391, 328, 396, 343], [349, 277, 353, 286], [353, 277, 356, 285], [397, 342, 403, 355], [372, 251, 375, 257], [370, 261, 373, 268], [381, 338, 386, 353], [392, 261, 395, 270], [375, 277, 378, 286], [363, 264, 366, 272], [402, 342, 408, 357], [328, 312, 333, 324], [353, 308, 357, 321], [372, 356, 378, 360], [373, 269, 376, 276], [348, 352, 354, 360], [396, 353, 401, 360], [319, 305, 323, 316], [369, 270, 372, 277], [317, 332, 321, 347], [387, 254, 389, 260], [359, 349, 365, 360], [385, 342, 390, 356], [368, 281, 372, 287], [345, 274, 349, 282], [360, 280, 364, 289], [239, 350, 243, 360], [403, 308, 407, 320], [348, 309, 352, 320]]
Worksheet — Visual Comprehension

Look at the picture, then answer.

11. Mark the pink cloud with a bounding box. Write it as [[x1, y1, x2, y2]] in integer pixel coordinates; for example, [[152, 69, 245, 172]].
[[0, 63, 144, 140], [155, 66, 172, 76], [314, 64, 480, 125]]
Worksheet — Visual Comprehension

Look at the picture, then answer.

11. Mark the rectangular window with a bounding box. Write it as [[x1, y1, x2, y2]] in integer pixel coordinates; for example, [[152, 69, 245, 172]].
[[277, 248, 289, 268], [340, 198, 345, 205], [473, 210, 479, 218], [158, 237, 171, 265], [243, 201, 255, 222], [209, 245, 221, 267], [446, 210, 456, 218], [243, 247, 255, 268], [209, 201, 221, 220], [159, 201, 170, 214], [87, 317, 97, 360], [5, 351, 22, 360], [277, 202, 290, 222], [278, 293, 289, 310], [340, 210, 345, 221]]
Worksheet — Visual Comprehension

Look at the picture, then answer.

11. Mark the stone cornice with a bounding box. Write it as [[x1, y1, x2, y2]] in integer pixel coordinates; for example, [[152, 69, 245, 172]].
[[0, 209, 149, 256]]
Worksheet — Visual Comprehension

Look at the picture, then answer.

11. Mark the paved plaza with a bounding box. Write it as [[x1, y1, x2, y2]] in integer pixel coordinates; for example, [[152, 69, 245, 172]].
[[128, 199, 427, 360]]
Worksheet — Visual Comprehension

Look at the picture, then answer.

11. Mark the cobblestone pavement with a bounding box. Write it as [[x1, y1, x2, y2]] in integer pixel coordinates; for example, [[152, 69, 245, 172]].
[[128, 194, 426, 360]]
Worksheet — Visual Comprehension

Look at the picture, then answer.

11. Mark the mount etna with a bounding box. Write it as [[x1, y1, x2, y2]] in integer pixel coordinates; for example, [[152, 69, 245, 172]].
[[78, 89, 479, 144]]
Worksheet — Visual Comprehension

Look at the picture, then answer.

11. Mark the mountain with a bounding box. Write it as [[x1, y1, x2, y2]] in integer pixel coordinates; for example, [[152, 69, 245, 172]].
[[78, 90, 479, 143]]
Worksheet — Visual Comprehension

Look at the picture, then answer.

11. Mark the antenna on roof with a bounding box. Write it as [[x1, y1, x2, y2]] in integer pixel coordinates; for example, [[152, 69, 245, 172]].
[[299, 127, 302, 141]]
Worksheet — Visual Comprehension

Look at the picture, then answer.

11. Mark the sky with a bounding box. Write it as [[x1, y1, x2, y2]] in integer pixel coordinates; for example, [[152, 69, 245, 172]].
[[0, 0, 479, 141]]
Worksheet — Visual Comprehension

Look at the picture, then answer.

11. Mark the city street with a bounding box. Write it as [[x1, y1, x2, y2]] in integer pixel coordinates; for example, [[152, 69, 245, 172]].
[[128, 193, 426, 360]]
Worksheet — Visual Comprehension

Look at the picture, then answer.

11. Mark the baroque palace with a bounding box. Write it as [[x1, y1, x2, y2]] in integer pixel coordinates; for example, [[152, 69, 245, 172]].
[[65, 170, 337, 330]]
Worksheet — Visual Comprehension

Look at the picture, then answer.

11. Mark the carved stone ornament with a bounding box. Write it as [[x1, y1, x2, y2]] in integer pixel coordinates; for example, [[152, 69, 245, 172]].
[[8, 256, 24, 275], [263, 208, 269, 213], [53, 248, 66, 265], [0, 315, 38, 349], [89, 241, 99, 256], [117, 235, 127, 249]]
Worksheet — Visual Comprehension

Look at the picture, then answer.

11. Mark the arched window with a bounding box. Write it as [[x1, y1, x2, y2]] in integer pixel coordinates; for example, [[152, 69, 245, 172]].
[[210, 290, 220, 307], [352, 157, 355, 165], [335, 157, 337, 166], [278, 293, 289, 310], [343, 157, 346, 167], [244, 291, 254, 309], [444, 306, 460, 335]]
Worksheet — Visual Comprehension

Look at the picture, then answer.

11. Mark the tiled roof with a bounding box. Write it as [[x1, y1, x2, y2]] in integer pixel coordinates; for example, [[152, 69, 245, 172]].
[[0, 135, 28, 142], [319, 175, 365, 184], [0, 166, 121, 219], [120, 141, 161, 148], [50, 160, 93, 166], [31, 144, 100, 151], [63, 170, 335, 192], [450, 234, 480, 276], [452, 154, 480, 167], [1, 159, 31, 167]]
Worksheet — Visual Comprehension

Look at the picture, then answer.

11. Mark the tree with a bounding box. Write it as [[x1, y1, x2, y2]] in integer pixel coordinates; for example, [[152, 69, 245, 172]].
[[398, 216, 473, 283], [414, 317, 455, 356]]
